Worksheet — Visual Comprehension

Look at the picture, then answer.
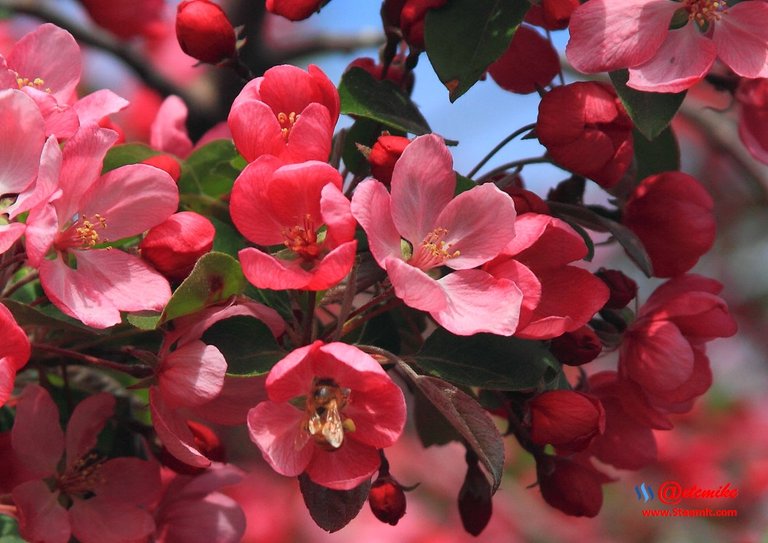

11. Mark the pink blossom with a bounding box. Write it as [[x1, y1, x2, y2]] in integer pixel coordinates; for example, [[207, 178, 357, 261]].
[[150, 301, 285, 468], [23, 125, 179, 328], [247, 341, 406, 490], [10, 384, 161, 543], [230, 156, 357, 291], [0, 303, 30, 408], [228, 64, 340, 163], [484, 213, 610, 339], [566, 0, 768, 93], [351, 134, 523, 336]]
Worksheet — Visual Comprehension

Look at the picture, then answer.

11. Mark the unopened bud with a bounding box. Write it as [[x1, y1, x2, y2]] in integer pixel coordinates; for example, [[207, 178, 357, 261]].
[[536, 454, 604, 517], [368, 476, 407, 525], [369, 135, 411, 186], [176, 0, 236, 65], [596, 268, 638, 309], [458, 452, 492, 536], [550, 325, 602, 366], [140, 211, 215, 281], [142, 154, 182, 183]]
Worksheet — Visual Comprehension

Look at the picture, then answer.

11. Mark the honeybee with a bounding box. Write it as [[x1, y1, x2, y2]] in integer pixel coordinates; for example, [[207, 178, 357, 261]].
[[305, 378, 351, 451]]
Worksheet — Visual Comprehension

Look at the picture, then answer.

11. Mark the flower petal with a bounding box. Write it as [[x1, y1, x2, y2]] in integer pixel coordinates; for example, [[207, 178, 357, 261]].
[[350, 178, 402, 266], [386, 257, 448, 313], [0, 89, 44, 195], [188, 375, 268, 426], [72, 89, 130, 127], [12, 384, 63, 478], [156, 492, 245, 543], [94, 457, 161, 506], [150, 388, 212, 468], [714, 1, 768, 79], [12, 480, 70, 543], [65, 393, 115, 470], [158, 340, 227, 409], [70, 496, 156, 543], [228, 99, 285, 162], [305, 437, 380, 490], [150, 95, 193, 157], [229, 155, 286, 244], [247, 401, 313, 477]]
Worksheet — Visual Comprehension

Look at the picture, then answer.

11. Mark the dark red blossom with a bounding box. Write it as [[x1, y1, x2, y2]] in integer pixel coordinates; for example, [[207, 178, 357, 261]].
[[550, 325, 602, 366], [537, 82, 633, 188], [368, 476, 407, 525], [488, 26, 559, 95], [382, 0, 448, 50], [525, 0, 579, 30], [266, 0, 325, 21], [536, 455, 604, 517], [596, 268, 638, 309], [528, 390, 605, 451], [176, 0, 236, 65], [736, 77, 768, 165]]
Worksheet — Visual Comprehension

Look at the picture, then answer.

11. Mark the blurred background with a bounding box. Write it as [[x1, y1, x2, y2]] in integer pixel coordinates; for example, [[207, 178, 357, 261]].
[[1, 0, 767, 540]]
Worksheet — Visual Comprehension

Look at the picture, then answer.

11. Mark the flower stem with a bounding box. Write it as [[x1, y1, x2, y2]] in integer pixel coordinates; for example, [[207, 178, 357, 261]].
[[32, 343, 154, 378], [476, 156, 552, 183], [301, 291, 317, 346], [1, 270, 38, 298], [466, 123, 537, 179]]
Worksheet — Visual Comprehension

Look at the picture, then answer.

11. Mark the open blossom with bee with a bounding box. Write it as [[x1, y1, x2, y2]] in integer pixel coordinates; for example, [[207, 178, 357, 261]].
[[247, 341, 406, 490]]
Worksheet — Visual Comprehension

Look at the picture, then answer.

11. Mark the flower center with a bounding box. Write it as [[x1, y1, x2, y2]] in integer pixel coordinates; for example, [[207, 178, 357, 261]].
[[16, 74, 52, 93], [276, 111, 299, 141], [408, 227, 460, 270], [55, 214, 109, 252], [304, 377, 355, 452], [57, 453, 106, 498], [684, 0, 727, 25], [282, 214, 321, 260]]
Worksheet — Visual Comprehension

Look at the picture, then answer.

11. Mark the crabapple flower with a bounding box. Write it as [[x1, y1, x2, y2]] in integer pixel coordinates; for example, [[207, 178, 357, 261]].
[[484, 213, 610, 339], [247, 341, 406, 490], [150, 301, 285, 468], [176, 0, 237, 65], [622, 171, 715, 277], [537, 82, 634, 188], [140, 211, 216, 282], [488, 25, 560, 95], [0, 303, 30, 407], [536, 454, 605, 517], [230, 156, 357, 291], [228, 64, 339, 163], [10, 384, 161, 543], [352, 134, 523, 336], [528, 390, 606, 452], [566, 0, 768, 93], [736, 77, 768, 165], [23, 125, 179, 328]]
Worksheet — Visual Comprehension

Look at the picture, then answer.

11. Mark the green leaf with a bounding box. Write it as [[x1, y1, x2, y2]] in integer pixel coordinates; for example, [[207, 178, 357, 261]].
[[2, 300, 99, 342], [339, 68, 432, 136], [210, 215, 249, 258], [398, 363, 505, 492], [0, 515, 25, 543], [178, 139, 242, 198], [633, 126, 680, 182], [102, 143, 158, 173], [549, 202, 653, 277], [298, 474, 371, 533], [201, 315, 285, 376], [425, 0, 529, 101], [126, 312, 161, 330], [413, 388, 462, 447], [413, 329, 560, 391], [160, 252, 247, 323], [455, 174, 476, 196], [610, 69, 687, 141]]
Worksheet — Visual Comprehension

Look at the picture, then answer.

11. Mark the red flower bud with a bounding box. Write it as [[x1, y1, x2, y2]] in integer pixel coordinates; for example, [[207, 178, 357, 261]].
[[458, 455, 492, 536], [368, 476, 407, 525], [266, 0, 325, 21], [142, 154, 182, 184], [502, 185, 550, 215], [537, 82, 634, 188], [140, 211, 215, 281], [160, 420, 226, 475], [536, 455, 604, 517], [528, 390, 605, 451], [595, 268, 638, 309], [488, 25, 559, 95], [176, 0, 236, 65], [525, 0, 580, 30], [383, 0, 447, 50], [346, 56, 414, 92], [368, 135, 411, 186], [550, 325, 602, 366], [622, 172, 715, 277]]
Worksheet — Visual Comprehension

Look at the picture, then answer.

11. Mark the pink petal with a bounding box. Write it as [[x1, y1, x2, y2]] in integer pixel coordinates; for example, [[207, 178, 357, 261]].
[[280, 102, 334, 163], [0, 89, 44, 195], [229, 156, 287, 245], [507, 214, 588, 268], [188, 376, 268, 426], [714, 1, 768, 79], [156, 492, 245, 543], [40, 250, 171, 329], [431, 269, 522, 336], [72, 89, 130, 127], [265, 162, 342, 227], [7, 135, 62, 220], [566, 0, 678, 73], [151, 95, 194, 158], [228, 100, 285, 161], [627, 24, 717, 93], [65, 393, 115, 470], [258, 64, 331, 116], [56, 125, 119, 223], [165, 463, 245, 498], [25, 202, 59, 267], [247, 401, 314, 477], [350, 179, 402, 266], [0, 360, 17, 409], [304, 240, 357, 290], [80, 163, 179, 241], [0, 223, 26, 255], [320, 183, 356, 249], [94, 457, 161, 506], [25, 89, 79, 139], [149, 388, 212, 468], [12, 480, 70, 543], [9, 23, 81, 102], [390, 134, 456, 245], [158, 340, 227, 408], [343, 377, 406, 448], [12, 384, 63, 478], [239, 247, 314, 290], [514, 266, 609, 340], [435, 183, 516, 269], [621, 319, 695, 393], [386, 257, 448, 313], [70, 497, 156, 543], [305, 437, 380, 490], [484, 258, 542, 332]]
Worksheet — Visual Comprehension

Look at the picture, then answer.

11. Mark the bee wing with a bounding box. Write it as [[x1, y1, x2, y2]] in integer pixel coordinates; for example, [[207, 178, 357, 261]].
[[322, 402, 344, 449], [295, 416, 313, 450]]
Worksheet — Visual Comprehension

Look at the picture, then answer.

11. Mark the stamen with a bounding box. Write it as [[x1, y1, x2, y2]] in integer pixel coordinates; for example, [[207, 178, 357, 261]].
[[282, 214, 321, 260], [55, 214, 109, 252], [685, 0, 727, 25], [16, 75, 52, 93], [408, 227, 460, 270], [276, 111, 300, 141], [57, 452, 107, 497]]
